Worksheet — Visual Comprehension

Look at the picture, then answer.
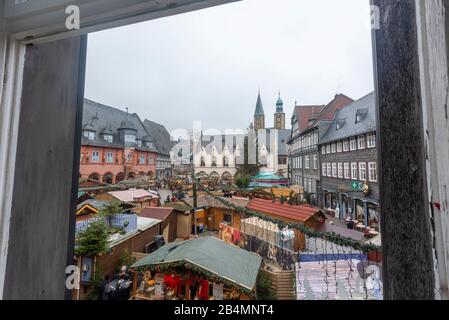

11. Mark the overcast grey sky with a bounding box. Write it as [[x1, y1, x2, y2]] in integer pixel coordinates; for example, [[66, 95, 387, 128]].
[[85, 0, 374, 136]]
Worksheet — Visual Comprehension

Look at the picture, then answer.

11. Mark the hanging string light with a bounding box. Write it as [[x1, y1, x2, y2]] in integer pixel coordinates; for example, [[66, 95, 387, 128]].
[[192, 176, 381, 253]]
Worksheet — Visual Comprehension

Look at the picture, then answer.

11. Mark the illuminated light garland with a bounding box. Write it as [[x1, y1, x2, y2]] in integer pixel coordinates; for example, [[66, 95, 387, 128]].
[[192, 177, 381, 253]]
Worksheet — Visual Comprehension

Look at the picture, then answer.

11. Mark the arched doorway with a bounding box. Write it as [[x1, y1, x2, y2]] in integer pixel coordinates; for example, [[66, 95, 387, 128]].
[[103, 172, 113, 184], [127, 172, 136, 180], [210, 172, 220, 180], [137, 171, 146, 179], [116, 172, 125, 183], [222, 172, 232, 181], [88, 173, 100, 182]]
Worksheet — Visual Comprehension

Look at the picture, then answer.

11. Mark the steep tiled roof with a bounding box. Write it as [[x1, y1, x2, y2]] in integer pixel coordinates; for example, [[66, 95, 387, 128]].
[[293, 105, 325, 133], [82, 98, 157, 152], [302, 94, 354, 133], [247, 198, 319, 223], [143, 119, 176, 156], [319, 92, 375, 144]]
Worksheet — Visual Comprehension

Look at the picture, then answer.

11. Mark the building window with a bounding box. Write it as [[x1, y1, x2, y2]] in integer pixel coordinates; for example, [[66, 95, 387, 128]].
[[358, 135, 366, 150], [305, 156, 310, 169], [313, 133, 318, 145], [331, 143, 336, 153], [338, 163, 343, 178], [103, 135, 113, 143], [139, 154, 145, 164], [299, 156, 303, 169], [326, 144, 331, 153], [125, 134, 136, 143], [350, 138, 357, 151], [351, 162, 358, 180], [322, 146, 326, 155], [308, 179, 313, 193], [148, 155, 155, 165], [327, 163, 332, 177], [337, 141, 342, 153], [367, 132, 376, 148], [368, 162, 378, 182], [84, 131, 95, 141], [332, 163, 337, 178], [344, 163, 350, 179], [343, 139, 349, 152], [92, 151, 100, 163], [127, 153, 133, 163], [137, 140, 142, 148], [313, 154, 318, 170], [322, 163, 327, 177], [106, 152, 114, 163], [359, 162, 367, 181]]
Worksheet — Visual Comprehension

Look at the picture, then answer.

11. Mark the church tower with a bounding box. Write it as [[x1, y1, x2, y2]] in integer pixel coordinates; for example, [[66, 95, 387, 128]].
[[254, 91, 265, 131], [274, 92, 286, 130]]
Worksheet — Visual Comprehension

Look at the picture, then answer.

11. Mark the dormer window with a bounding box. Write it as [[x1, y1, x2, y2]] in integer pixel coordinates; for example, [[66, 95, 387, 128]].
[[356, 109, 368, 123], [125, 134, 136, 143], [336, 120, 345, 131], [103, 135, 113, 143], [83, 131, 95, 141], [137, 140, 142, 148]]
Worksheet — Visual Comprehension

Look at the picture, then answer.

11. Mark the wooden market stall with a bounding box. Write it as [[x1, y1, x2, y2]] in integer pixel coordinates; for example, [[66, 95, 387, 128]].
[[129, 237, 262, 300]]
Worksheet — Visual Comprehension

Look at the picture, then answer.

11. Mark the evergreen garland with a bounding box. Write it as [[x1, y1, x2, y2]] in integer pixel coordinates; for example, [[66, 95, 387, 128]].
[[192, 177, 381, 253]]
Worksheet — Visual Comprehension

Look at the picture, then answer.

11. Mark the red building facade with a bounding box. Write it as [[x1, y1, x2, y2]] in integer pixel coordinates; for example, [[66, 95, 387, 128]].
[[80, 99, 158, 184]]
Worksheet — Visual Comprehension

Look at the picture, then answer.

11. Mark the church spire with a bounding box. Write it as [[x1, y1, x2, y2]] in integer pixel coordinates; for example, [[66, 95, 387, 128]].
[[254, 91, 265, 116], [254, 91, 265, 131]]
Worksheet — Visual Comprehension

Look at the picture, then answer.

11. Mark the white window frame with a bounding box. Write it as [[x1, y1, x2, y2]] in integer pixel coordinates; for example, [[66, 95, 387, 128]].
[[358, 135, 366, 150], [84, 131, 95, 141], [344, 162, 350, 179], [326, 144, 331, 153], [331, 143, 336, 153], [299, 156, 303, 169], [92, 151, 100, 163], [367, 132, 376, 148], [104, 135, 113, 143], [359, 162, 367, 181], [338, 163, 343, 178], [368, 162, 378, 182], [332, 163, 337, 178], [313, 154, 318, 170], [305, 155, 310, 169], [351, 162, 358, 180], [337, 141, 342, 153], [125, 134, 136, 143], [322, 146, 326, 155], [343, 139, 349, 152], [350, 138, 357, 151], [327, 163, 332, 177], [322, 163, 327, 177], [106, 152, 114, 163]]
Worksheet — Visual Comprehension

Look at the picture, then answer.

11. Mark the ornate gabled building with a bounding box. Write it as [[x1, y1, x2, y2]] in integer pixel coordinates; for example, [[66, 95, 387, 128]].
[[193, 91, 291, 180], [80, 99, 158, 184]]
